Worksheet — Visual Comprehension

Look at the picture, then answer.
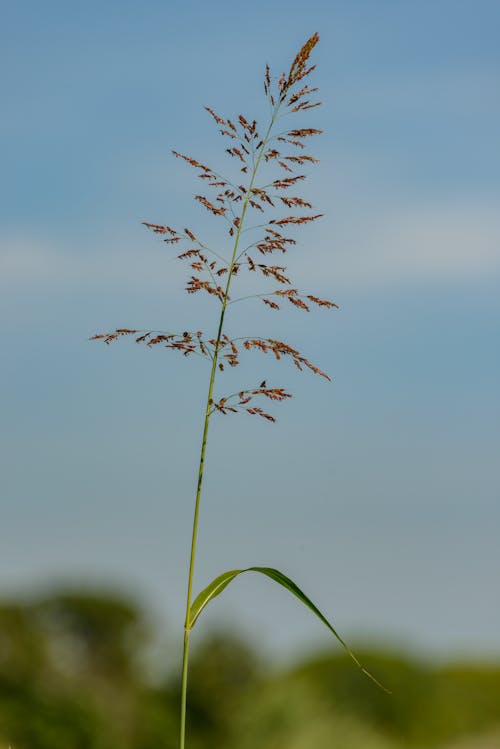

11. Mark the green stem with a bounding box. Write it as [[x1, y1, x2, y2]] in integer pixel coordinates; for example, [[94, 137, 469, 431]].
[[179, 109, 279, 749]]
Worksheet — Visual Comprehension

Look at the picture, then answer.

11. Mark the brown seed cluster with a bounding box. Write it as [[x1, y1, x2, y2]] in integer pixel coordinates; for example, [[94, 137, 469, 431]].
[[93, 34, 334, 421], [210, 385, 292, 422], [90, 329, 210, 357], [267, 290, 339, 312], [284, 32, 320, 93], [241, 338, 331, 381]]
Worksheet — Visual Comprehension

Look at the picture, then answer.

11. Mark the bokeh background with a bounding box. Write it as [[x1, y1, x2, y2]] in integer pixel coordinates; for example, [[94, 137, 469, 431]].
[[1, 1, 499, 746]]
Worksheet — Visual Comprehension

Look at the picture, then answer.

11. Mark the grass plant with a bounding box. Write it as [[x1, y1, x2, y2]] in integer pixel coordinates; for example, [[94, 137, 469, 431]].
[[92, 33, 383, 748]]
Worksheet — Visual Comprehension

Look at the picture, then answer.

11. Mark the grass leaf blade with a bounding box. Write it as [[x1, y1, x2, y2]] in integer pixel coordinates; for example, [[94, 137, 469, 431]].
[[189, 569, 243, 628], [189, 566, 389, 692]]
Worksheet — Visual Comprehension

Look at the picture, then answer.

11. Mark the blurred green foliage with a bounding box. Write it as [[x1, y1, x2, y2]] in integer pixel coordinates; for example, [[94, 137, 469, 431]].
[[0, 589, 498, 748]]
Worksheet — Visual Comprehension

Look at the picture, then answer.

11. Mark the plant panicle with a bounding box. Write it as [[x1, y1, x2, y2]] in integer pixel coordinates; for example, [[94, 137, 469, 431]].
[[92, 36, 386, 749], [92, 33, 336, 422]]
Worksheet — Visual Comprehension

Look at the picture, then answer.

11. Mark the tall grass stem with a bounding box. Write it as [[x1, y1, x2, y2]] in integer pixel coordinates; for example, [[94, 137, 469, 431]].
[[179, 114, 277, 749]]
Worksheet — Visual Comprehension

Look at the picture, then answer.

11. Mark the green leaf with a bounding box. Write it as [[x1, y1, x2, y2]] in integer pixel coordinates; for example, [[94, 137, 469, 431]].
[[189, 566, 389, 692], [190, 569, 244, 629]]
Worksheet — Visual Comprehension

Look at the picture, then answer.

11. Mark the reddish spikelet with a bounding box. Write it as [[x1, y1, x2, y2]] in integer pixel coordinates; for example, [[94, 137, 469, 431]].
[[272, 214, 323, 226], [238, 115, 252, 132], [246, 408, 276, 422], [288, 128, 323, 138], [271, 289, 306, 310], [268, 290, 338, 313], [205, 106, 226, 125], [240, 337, 330, 380], [278, 137, 306, 150], [172, 151, 211, 172], [186, 276, 225, 300], [264, 64, 271, 95], [91, 333, 118, 344], [258, 388, 290, 401], [252, 263, 291, 284], [307, 295, 339, 309], [284, 155, 319, 165], [265, 148, 281, 161], [291, 101, 323, 112], [255, 230, 296, 254], [279, 196, 313, 208], [226, 147, 246, 163], [249, 199, 264, 212], [263, 298, 280, 310], [291, 64, 317, 88], [288, 297, 310, 311], [251, 187, 275, 207], [195, 195, 226, 216], [143, 222, 179, 237], [148, 334, 174, 346], [288, 84, 318, 105], [285, 32, 319, 91], [272, 175, 306, 189]]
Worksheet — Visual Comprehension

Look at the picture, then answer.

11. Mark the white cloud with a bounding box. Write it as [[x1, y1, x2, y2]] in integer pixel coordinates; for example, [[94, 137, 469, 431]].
[[0, 233, 176, 289], [0, 238, 58, 281], [301, 199, 500, 289]]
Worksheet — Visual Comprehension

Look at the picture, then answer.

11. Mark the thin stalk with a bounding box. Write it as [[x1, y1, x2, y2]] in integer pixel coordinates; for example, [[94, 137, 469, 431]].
[[228, 292, 278, 305], [179, 107, 279, 749]]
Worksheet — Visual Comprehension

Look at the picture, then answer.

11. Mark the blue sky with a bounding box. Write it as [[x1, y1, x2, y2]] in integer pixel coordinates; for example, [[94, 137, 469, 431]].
[[1, 0, 499, 662]]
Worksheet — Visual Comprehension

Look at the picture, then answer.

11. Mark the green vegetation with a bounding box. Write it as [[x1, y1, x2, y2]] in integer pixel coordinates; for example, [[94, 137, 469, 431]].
[[0, 589, 498, 748]]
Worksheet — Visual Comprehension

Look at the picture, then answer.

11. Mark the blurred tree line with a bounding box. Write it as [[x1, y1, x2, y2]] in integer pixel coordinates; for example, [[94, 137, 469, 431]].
[[0, 589, 498, 749]]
